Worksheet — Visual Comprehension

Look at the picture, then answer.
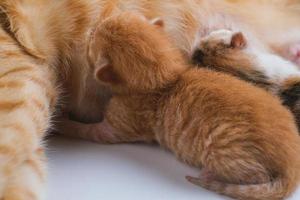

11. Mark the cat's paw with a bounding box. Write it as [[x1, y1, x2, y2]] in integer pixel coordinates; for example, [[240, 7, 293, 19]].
[[191, 29, 247, 64]]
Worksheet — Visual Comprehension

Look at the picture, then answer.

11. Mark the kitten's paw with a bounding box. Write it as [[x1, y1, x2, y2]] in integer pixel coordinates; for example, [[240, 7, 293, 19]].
[[191, 29, 247, 64], [186, 168, 217, 188], [289, 43, 300, 67]]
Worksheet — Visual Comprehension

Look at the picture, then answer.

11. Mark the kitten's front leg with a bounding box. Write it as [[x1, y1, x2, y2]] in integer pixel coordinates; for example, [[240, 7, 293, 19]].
[[58, 97, 154, 144], [58, 118, 122, 144], [58, 118, 149, 144]]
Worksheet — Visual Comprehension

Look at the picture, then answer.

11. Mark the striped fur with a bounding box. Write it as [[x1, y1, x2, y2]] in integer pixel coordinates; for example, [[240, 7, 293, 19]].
[[60, 0, 300, 124], [0, 26, 57, 198], [0, 0, 88, 199], [0, 0, 103, 198], [0, 0, 300, 199], [0, 1, 299, 122], [79, 14, 300, 200]]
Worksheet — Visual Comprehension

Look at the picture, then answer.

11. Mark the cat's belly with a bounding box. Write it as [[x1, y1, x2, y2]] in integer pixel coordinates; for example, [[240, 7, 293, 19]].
[[64, 44, 112, 123]]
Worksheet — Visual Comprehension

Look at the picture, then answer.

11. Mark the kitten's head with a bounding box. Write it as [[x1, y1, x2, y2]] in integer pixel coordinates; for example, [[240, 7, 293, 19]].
[[87, 13, 186, 94], [192, 30, 248, 66]]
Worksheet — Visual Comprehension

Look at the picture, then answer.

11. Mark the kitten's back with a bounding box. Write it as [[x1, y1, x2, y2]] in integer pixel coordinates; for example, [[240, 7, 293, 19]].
[[162, 68, 300, 200]]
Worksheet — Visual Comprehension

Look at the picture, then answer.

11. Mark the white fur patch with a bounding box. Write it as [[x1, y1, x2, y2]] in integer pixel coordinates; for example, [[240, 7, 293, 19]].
[[251, 50, 300, 83], [194, 28, 300, 84], [201, 29, 233, 45]]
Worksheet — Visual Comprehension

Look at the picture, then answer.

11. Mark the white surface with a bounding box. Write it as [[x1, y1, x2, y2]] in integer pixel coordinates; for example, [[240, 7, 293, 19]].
[[47, 136, 300, 200]]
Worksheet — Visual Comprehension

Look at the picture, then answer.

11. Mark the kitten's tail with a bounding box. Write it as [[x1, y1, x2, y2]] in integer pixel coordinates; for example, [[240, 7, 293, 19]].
[[186, 171, 299, 200]]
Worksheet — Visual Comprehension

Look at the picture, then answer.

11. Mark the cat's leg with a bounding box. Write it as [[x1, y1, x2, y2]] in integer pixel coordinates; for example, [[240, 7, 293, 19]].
[[3, 148, 47, 200], [0, 27, 57, 199]]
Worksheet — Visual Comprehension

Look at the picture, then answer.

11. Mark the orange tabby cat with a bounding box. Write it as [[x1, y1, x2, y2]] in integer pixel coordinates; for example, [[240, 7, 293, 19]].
[[61, 13, 300, 200], [1, 0, 300, 199]]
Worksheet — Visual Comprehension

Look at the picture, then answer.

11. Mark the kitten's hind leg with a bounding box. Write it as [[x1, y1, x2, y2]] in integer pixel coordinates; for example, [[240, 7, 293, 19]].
[[186, 158, 271, 200]]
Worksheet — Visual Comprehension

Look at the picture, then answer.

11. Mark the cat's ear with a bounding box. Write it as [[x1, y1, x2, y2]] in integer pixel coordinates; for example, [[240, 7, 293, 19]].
[[150, 18, 164, 28], [231, 32, 247, 49], [95, 63, 120, 84]]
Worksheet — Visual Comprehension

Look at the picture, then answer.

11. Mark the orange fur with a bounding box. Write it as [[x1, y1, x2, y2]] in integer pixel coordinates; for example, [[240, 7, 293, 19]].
[[0, 26, 57, 199], [192, 29, 300, 131], [73, 13, 300, 200], [3, 0, 297, 123], [0, 0, 300, 199]]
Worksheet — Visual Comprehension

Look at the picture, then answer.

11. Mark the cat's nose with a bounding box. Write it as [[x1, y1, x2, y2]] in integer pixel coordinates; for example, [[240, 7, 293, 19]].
[[192, 49, 205, 64]]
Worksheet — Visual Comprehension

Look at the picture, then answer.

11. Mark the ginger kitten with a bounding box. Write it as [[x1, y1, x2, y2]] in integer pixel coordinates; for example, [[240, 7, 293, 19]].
[[1, 0, 300, 199], [61, 13, 300, 200]]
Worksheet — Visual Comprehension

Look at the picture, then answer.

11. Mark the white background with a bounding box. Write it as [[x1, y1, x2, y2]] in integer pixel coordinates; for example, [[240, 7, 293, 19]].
[[46, 136, 300, 200]]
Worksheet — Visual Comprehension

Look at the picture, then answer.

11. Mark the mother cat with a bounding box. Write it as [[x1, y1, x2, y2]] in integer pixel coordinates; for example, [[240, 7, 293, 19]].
[[0, 0, 299, 199]]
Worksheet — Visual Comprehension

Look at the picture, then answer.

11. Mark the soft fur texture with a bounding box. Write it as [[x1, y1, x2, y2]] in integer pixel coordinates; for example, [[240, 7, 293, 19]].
[[0, 20, 58, 199], [61, 13, 300, 200], [0, 0, 300, 199], [2, 0, 298, 123], [192, 29, 300, 130]]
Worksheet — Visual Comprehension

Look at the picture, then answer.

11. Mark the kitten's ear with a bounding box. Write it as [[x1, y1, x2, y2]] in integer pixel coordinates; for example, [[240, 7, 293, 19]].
[[95, 64, 120, 84], [150, 18, 164, 28], [231, 32, 247, 49]]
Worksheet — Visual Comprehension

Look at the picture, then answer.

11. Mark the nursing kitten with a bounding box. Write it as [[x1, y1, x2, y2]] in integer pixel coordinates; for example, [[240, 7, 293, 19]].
[[61, 13, 300, 200], [3, 0, 300, 124], [1, 0, 300, 199], [67, 0, 300, 127], [192, 29, 300, 130]]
